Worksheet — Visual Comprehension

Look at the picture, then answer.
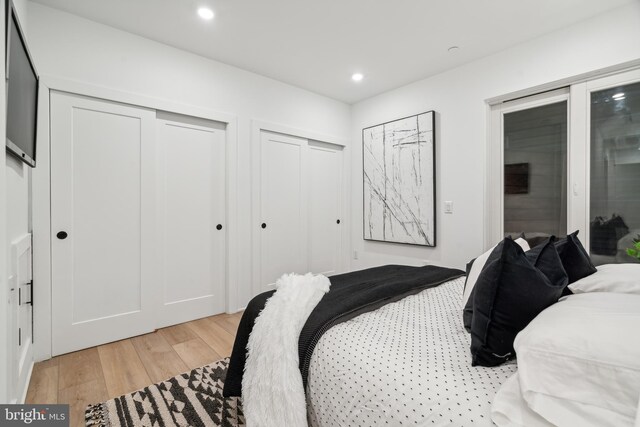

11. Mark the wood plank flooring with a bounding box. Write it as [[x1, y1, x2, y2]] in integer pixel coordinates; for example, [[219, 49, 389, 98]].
[[25, 312, 242, 427]]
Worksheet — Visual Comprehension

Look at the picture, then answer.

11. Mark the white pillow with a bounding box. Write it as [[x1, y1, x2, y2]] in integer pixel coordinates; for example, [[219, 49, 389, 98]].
[[515, 292, 640, 427], [568, 264, 640, 295], [492, 373, 554, 427], [462, 237, 530, 306]]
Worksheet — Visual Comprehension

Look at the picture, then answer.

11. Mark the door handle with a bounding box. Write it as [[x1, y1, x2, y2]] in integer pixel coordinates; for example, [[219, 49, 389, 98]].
[[336, 219, 341, 224], [216, 224, 223, 230], [261, 223, 267, 229], [25, 281, 33, 306], [56, 231, 68, 240]]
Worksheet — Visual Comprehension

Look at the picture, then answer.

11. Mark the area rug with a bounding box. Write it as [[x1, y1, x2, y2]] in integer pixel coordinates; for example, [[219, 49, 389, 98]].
[[85, 358, 244, 427]]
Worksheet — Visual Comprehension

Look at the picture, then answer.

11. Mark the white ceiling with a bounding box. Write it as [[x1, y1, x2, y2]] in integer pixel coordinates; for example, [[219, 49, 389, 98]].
[[31, 0, 634, 104]]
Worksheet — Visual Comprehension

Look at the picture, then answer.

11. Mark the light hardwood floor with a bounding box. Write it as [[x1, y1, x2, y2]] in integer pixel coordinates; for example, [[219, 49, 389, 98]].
[[25, 312, 243, 427]]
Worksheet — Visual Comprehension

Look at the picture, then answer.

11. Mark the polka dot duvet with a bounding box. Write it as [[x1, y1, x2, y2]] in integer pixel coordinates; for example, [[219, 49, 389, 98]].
[[306, 277, 516, 427]]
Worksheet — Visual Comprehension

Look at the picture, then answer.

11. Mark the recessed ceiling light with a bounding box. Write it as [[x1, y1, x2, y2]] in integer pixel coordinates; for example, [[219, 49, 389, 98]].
[[352, 73, 364, 82], [448, 46, 460, 53], [198, 7, 215, 20]]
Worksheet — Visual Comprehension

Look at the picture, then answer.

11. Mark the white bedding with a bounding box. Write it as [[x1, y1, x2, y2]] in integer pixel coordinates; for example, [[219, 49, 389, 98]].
[[307, 277, 517, 426], [491, 373, 553, 427]]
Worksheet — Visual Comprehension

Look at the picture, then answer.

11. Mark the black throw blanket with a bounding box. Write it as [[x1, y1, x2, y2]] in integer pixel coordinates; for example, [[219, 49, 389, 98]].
[[223, 264, 464, 397]]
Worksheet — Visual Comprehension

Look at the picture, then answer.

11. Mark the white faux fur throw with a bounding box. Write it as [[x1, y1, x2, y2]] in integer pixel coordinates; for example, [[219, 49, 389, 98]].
[[242, 273, 331, 427]]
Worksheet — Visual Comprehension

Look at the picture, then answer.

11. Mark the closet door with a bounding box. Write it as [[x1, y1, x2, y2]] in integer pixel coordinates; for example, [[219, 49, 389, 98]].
[[156, 114, 226, 326], [50, 92, 156, 356], [259, 131, 308, 289], [308, 142, 343, 276]]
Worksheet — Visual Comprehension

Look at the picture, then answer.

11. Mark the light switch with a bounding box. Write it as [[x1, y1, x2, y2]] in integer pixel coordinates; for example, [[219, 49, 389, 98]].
[[444, 201, 453, 214]]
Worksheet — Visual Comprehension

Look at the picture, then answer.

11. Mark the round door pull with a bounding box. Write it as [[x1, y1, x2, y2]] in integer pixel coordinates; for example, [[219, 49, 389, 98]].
[[216, 224, 223, 230], [56, 231, 68, 240], [261, 223, 267, 229], [336, 219, 341, 224]]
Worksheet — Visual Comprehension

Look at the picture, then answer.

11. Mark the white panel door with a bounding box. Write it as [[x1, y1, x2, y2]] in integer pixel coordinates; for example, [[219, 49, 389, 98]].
[[308, 143, 343, 276], [156, 115, 226, 327], [50, 91, 156, 356], [259, 131, 308, 289]]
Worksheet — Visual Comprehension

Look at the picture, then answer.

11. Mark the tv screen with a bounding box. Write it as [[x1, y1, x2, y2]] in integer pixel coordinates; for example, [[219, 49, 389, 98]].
[[6, 3, 38, 167], [504, 163, 529, 195]]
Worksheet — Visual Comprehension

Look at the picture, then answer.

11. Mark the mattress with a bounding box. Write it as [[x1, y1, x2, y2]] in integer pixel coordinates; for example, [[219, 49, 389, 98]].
[[307, 277, 517, 426]]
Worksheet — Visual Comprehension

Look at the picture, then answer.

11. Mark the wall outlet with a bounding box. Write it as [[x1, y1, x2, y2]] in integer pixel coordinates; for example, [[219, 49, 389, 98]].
[[444, 201, 454, 214], [353, 250, 359, 260]]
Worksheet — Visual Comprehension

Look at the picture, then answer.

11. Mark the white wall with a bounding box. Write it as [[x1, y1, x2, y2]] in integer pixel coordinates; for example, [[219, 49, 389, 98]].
[[2, 0, 32, 403], [6, 156, 29, 248], [350, 2, 640, 271], [1, 0, 10, 405], [24, 2, 351, 313]]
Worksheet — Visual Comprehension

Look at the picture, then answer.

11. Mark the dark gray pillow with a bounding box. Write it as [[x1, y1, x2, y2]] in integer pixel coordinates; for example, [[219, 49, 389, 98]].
[[555, 230, 597, 284], [524, 234, 550, 249], [470, 238, 567, 367], [527, 236, 569, 291]]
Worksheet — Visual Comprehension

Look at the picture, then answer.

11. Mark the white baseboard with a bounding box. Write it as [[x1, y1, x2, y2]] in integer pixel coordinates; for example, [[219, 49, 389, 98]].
[[17, 360, 34, 404]]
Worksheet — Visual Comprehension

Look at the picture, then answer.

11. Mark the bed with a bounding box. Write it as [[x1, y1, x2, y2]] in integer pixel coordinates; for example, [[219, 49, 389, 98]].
[[307, 277, 517, 426], [225, 248, 640, 427]]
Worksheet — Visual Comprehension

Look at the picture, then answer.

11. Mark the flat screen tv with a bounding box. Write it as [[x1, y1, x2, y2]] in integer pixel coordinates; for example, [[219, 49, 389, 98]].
[[504, 163, 529, 195], [5, 0, 38, 167]]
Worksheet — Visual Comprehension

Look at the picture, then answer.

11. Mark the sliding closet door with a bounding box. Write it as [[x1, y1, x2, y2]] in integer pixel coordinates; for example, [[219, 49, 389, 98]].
[[156, 113, 226, 327], [50, 92, 156, 355], [308, 142, 343, 276], [259, 131, 308, 289]]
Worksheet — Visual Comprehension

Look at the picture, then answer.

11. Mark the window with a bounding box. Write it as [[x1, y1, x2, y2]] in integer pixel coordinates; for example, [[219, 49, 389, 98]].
[[589, 81, 640, 265], [488, 68, 640, 265], [503, 101, 568, 239]]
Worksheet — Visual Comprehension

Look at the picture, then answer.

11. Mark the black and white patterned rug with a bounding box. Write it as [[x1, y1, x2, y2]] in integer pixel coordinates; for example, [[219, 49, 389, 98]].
[[85, 358, 244, 427]]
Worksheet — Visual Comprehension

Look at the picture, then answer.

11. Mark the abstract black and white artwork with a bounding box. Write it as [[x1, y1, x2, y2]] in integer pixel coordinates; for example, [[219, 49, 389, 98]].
[[363, 111, 435, 246]]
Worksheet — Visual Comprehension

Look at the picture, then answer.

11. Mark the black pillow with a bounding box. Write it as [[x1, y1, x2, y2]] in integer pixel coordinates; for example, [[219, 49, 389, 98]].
[[554, 230, 597, 284], [470, 238, 567, 367], [532, 236, 574, 294], [526, 236, 569, 291], [505, 231, 526, 240], [464, 237, 568, 333], [462, 259, 475, 333], [524, 234, 550, 249]]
